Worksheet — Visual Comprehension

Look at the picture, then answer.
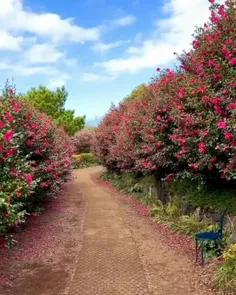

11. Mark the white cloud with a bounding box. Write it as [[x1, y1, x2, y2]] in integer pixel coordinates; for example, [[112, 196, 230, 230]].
[[96, 0, 224, 75], [81, 73, 115, 82], [48, 74, 70, 88], [0, 31, 23, 51], [12, 64, 60, 76], [0, 61, 65, 79], [92, 40, 129, 53], [0, 62, 12, 70], [112, 15, 136, 26], [24, 43, 64, 64], [64, 58, 78, 66], [0, 0, 101, 43]]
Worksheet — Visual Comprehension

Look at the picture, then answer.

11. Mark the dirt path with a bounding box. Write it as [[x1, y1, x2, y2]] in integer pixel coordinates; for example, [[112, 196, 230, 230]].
[[69, 167, 213, 295], [0, 166, 214, 295]]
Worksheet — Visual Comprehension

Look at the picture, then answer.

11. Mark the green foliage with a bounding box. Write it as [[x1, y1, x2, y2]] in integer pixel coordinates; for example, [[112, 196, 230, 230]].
[[72, 153, 98, 169], [21, 85, 85, 135], [171, 215, 207, 235], [101, 171, 158, 206], [55, 109, 85, 136], [21, 85, 68, 117], [169, 178, 236, 215], [151, 202, 228, 259], [123, 84, 150, 102], [151, 202, 181, 224], [213, 244, 236, 293]]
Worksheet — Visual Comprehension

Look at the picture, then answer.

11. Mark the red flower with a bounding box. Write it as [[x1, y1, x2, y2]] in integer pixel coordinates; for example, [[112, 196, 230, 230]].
[[26, 174, 34, 185], [208, 165, 213, 170], [16, 192, 22, 198], [5, 112, 14, 122], [156, 141, 162, 148], [198, 142, 207, 153], [211, 156, 217, 163], [0, 122, 6, 128], [9, 88, 14, 95], [40, 182, 48, 188], [178, 87, 185, 99], [14, 106, 21, 112], [229, 58, 236, 66], [224, 132, 232, 140], [4, 130, 14, 142], [217, 121, 227, 129]]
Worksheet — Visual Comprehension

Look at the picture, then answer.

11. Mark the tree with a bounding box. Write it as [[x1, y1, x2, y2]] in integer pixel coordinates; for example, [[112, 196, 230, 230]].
[[123, 84, 150, 102], [21, 85, 85, 135]]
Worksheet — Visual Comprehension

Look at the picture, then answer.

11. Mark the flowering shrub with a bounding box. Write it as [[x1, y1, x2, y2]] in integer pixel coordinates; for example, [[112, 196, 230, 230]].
[[72, 127, 96, 154], [0, 89, 73, 237], [94, 0, 236, 183]]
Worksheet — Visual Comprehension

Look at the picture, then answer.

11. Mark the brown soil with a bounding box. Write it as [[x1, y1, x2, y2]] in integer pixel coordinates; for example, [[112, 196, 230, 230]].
[[0, 166, 216, 295]]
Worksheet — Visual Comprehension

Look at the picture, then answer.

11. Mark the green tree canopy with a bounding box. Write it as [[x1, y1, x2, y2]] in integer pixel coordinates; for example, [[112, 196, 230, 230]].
[[21, 85, 85, 135], [123, 84, 150, 102]]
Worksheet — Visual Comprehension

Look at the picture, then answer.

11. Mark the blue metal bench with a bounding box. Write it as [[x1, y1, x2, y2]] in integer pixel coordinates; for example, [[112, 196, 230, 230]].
[[195, 210, 227, 265]]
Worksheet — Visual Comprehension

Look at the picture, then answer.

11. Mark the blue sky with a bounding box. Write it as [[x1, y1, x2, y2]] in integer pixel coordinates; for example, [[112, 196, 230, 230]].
[[0, 0, 222, 125]]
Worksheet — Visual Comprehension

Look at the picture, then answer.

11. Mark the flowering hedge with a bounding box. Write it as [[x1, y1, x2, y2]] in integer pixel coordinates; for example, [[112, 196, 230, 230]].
[[94, 0, 236, 183], [72, 127, 96, 154], [0, 89, 73, 237]]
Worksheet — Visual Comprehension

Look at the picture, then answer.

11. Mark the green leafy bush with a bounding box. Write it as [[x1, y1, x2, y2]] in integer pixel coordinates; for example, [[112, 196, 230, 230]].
[[213, 243, 236, 292], [169, 178, 236, 215], [170, 215, 206, 235]]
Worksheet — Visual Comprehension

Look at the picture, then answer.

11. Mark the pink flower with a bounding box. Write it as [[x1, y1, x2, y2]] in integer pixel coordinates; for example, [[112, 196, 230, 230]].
[[209, 0, 214, 3], [4, 130, 14, 142], [178, 87, 185, 99], [208, 165, 213, 170], [229, 58, 236, 66], [156, 141, 162, 148], [5, 113, 14, 122], [40, 182, 48, 188], [156, 67, 161, 72], [193, 163, 199, 170], [16, 192, 22, 198], [9, 88, 14, 95], [14, 106, 21, 112], [217, 121, 227, 129], [165, 174, 175, 182], [224, 132, 233, 140], [192, 40, 200, 47], [198, 142, 207, 153], [211, 156, 217, 163], [0, 122, 6, 128], [26, 174, 34, 185], [156, 115, 161, 121]]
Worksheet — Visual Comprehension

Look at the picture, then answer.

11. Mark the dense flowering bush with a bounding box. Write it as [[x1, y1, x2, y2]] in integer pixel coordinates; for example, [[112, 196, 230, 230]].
[[72, 127, 96, 154], [94, 0, 236, 182], [0, 89, 73, 237]]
